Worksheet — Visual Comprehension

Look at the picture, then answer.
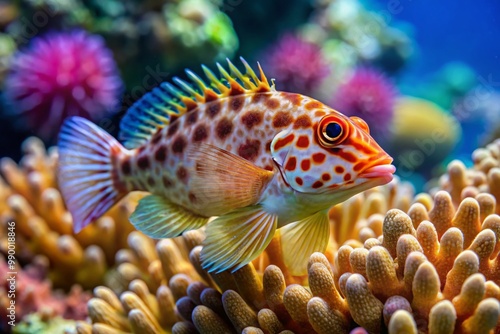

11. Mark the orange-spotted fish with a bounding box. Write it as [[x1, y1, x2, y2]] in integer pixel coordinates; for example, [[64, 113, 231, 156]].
[[58, 58, 395, 275]]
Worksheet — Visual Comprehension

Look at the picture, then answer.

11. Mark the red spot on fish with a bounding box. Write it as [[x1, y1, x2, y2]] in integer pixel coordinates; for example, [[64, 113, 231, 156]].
[[206, 102, 221, 118], [312, 153, 326, 164], [353, 162, 364, 172], [305, 101, 321, 110], [155, 145, 168, 162], [230, 96, 245, 112], [162, 176, 173, 187], [285, 156, 297, 171], [121, 159, 131, 175], [339, 151, 357, 163], [294, 115, 312, 129], [335, 166, 345, 174], [264, 165, 273, 171], [301, 159, 311, 171], [266, 98, 280, 109], [177, 166, 188, 183], [241, 110, 263, 129], [352, 141, 375, 155], [296, 136, 310, 149], [137, 156, 150, 170], [193, 125, 208, 142], [188, 192, 197, 203], [344, 173, 352, 182], [172, 136, 187, 154], [186, 110, 198, 125], [167, 122, 179, 137], [295, 177, 303, 186], [151, 130, 163, 144], [252, 93, 268, 103], [238, 139, 261, 161], [282, 92, 302, 106], [315, 110, 326, 117], [312, 180, 324, 189], [273, 134, 295, 151], [273, 111, 293, 128], [265, 140, 272, 152], [322, 173, 331, 181], [216, 118, 233, 140]]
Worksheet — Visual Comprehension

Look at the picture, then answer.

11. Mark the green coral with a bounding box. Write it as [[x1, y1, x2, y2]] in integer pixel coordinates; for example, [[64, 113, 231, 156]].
[[13, 314, 76, 334]]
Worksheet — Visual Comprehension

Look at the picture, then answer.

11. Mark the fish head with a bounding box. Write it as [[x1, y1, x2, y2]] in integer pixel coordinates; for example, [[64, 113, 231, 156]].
[[271, 108, 395, 195]]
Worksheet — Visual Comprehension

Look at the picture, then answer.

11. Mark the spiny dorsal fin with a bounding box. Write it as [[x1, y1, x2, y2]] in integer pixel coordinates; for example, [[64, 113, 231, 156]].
[[119, 57, 273, 149]]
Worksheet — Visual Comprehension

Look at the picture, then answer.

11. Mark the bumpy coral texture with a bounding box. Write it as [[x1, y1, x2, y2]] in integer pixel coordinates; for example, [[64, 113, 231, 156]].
[[262, 34, 330, 95], [77, 159, 500, 333], [3, 30, 122, 139], [331, 67, 396, 141], [0, 137, 142, 291]]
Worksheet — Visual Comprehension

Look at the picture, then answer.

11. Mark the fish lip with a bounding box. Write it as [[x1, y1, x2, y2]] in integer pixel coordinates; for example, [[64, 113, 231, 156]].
[[359, 163, 396, 179]]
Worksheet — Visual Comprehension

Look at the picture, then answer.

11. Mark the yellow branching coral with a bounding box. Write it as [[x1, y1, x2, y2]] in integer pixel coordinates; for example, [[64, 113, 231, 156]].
[[438, 138, 500, 211], [0, 137, 142, 290]]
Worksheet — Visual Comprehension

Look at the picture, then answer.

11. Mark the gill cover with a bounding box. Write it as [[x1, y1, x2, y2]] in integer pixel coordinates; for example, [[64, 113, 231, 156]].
[[271, 128, 321, 193], [270, 114, 352, 193]]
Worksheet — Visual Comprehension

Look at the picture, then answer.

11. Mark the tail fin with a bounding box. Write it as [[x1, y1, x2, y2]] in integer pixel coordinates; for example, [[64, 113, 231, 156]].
[[58, 116, 127, 233]]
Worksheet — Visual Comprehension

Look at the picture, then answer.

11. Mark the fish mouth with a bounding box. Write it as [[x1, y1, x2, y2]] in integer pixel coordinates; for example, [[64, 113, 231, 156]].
[[359, 158, 396, 181]]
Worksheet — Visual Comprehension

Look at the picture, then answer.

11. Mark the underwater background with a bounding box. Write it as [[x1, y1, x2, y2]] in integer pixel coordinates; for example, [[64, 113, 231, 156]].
[[1, 0, 500, 333]]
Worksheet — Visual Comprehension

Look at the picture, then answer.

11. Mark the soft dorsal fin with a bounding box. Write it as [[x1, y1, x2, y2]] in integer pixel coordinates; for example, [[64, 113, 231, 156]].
[[119, 57, 273, 149]]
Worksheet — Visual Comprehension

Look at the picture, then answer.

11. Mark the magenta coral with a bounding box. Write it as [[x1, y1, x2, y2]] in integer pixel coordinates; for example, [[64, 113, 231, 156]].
[[331, 67, 396, 141], [3, 30, 122, 139], [262, 34, 330, 94]]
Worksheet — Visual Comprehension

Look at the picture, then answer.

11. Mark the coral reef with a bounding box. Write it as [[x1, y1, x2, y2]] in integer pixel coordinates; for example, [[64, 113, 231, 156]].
[[435, 138, 500, 210], [261, 34, 330, 95], [330, 67, 396, 141], [303, 0, 413, 74], [0, 137, 142, 290], [2, 30, 122, 140], [76, 144, 500, 332], [0, 256, 90, 332], [3, 0, 238, 91]]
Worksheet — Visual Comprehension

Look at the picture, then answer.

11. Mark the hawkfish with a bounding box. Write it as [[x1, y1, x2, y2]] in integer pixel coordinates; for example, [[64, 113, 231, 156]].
[[58, 58, 395, 275]]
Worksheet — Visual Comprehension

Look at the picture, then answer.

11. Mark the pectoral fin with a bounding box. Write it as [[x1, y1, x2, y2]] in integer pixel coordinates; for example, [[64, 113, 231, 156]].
[[200, 205, 278, 273], [130, 195, 209, 238], [189, 144, 274, 214], [279, 211, 330, 275]]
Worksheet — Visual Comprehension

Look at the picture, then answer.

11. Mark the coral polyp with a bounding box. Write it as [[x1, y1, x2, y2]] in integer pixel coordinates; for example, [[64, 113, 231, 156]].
[[3, 30, 122, 140]]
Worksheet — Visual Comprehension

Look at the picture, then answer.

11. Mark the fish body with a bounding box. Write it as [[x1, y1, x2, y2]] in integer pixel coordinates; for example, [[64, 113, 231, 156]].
[[58, 58, 395, 274]]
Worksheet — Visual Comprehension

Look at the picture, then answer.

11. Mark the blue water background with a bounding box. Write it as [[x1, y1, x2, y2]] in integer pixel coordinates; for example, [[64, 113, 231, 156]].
[[372, 0, 500, 157]]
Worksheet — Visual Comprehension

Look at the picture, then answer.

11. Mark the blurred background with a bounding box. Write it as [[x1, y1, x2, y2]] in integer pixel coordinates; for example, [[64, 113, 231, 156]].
[[0, 0, 499, 191]]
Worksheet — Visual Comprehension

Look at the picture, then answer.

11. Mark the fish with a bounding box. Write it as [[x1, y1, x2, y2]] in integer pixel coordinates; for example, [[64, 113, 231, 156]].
[[57, 58, 395, 275]]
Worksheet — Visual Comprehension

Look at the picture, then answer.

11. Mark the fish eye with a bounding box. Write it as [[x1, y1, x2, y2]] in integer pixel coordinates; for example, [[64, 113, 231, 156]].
[[318, 116, 348, 147], [324, 122, 342, 140]]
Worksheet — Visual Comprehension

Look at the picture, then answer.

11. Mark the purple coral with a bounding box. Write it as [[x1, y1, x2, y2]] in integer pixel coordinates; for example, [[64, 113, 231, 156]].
[[263, 34, 330, 94], [331, 67, 396, 140], [3, 30, 122, 139]]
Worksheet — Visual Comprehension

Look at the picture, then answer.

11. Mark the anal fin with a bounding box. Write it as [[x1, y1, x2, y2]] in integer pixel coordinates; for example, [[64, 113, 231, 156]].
[[279, 211, 330, 275], [130, 195, 209, 238], [189, 144, 274, 215], [201, 206, 278, 273]]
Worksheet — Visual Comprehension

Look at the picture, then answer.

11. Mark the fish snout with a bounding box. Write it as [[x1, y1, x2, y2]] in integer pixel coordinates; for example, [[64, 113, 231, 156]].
[[358, 155, 395, 182]]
